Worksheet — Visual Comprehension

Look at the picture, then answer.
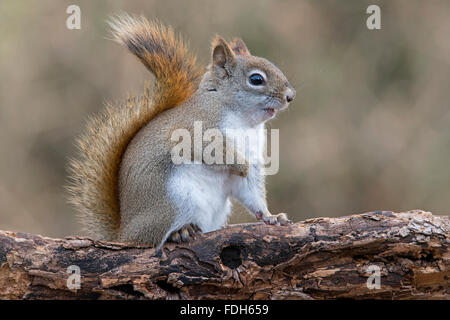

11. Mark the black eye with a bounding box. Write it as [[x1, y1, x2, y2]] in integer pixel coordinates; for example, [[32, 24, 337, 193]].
[[249, 73, 265, 86]]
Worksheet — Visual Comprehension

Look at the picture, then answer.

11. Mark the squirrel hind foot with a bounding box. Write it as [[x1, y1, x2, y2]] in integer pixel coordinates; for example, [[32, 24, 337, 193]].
[[257, 212, 292, 226], [168, 224, 202, 243]]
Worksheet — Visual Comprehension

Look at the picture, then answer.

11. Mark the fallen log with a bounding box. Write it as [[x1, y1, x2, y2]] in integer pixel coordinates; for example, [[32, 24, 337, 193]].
[[0, 210, 448, 299]]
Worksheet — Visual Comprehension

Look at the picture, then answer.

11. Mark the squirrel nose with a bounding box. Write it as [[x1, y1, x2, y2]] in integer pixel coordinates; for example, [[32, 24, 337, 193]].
[[285, 87, 296, 103]]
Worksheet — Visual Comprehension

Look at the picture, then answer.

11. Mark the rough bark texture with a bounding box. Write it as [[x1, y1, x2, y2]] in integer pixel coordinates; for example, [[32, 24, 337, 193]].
[[0, 210, 449, 300]]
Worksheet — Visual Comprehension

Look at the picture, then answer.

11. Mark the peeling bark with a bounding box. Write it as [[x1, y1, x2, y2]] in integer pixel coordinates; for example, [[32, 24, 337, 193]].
[[0, 210, 449, 299]]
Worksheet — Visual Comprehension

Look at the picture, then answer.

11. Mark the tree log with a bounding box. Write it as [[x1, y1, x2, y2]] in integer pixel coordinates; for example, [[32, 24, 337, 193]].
[[0, 210, 448, 299]]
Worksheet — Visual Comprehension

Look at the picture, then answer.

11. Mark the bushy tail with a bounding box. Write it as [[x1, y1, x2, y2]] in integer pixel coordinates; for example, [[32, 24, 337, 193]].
[[67, 14, 203, 241]]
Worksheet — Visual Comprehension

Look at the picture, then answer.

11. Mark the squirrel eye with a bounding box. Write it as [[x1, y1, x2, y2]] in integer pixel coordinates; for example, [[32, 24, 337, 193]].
[[249, 73, 265, 86]]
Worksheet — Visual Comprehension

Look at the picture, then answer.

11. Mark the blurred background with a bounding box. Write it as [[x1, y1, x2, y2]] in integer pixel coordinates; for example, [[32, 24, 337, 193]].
[[1, 0, 449, 238]]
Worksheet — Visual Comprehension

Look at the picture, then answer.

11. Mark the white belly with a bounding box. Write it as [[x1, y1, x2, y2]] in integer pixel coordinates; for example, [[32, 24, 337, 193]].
[[166, 122, 266, 236], [167, 165, 232, 233]]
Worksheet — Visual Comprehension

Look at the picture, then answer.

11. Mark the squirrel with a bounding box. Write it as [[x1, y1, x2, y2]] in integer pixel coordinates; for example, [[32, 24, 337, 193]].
[[67, 14, 296, 249]]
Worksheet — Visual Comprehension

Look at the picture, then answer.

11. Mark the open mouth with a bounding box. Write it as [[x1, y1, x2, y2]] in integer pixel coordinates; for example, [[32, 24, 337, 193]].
[[264, 108, 276, 117]]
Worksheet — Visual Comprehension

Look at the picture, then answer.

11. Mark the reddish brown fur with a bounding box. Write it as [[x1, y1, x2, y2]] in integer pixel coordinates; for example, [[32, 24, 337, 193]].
[[229, 38, 250, 55], [67, 15, 203, 240]]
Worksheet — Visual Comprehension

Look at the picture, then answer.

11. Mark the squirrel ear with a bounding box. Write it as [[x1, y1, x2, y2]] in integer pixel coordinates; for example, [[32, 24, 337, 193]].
[[230, 38, 250, 55], [211, 35, 235, 76]]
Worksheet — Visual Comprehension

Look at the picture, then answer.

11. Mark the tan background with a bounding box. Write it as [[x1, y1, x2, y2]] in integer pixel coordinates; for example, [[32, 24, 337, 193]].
[[1, 0, 449, 238]]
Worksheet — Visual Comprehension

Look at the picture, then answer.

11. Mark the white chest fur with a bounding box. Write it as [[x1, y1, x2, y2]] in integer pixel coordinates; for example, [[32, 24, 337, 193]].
[[221, 112, 266, 166], [166, 113, 266, 241], [167, 164, 232, 234]]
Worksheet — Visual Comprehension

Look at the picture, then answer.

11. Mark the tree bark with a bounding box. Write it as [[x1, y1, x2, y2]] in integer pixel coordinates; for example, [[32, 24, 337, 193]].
[[0, 210, 448, 300]]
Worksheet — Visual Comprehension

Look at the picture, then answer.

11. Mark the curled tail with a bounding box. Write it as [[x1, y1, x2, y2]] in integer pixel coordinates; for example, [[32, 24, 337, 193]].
[[109, 14, 203, 112], [67, 14, 203, 241]]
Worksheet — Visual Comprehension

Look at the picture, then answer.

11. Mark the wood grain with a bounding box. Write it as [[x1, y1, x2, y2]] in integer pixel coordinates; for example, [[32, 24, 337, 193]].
[[0, 210, 448, 299]]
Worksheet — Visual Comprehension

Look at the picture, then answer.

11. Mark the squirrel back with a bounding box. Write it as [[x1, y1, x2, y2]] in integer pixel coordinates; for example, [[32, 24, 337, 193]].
[[67, 14, 203, 240]]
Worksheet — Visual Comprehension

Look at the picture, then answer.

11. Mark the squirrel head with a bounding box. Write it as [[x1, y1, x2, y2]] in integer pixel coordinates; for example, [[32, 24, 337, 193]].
[[203, 35, 296, 126]]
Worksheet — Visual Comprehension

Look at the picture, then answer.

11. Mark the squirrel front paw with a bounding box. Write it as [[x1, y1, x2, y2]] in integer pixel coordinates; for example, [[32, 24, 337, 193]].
[[168, 224, 202, 243], [229, 163, 249, 178], [255, 212, 292, 226]]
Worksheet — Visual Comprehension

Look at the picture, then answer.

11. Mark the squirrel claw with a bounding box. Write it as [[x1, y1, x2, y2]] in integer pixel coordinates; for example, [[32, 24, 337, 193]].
[[191, 224, 203, 234], [276, 213, 292, 226], [180, 227, 190, 242], [257, 212, 291, 226], [169, 230, 181, 243], [168, 224, 202, 243]]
